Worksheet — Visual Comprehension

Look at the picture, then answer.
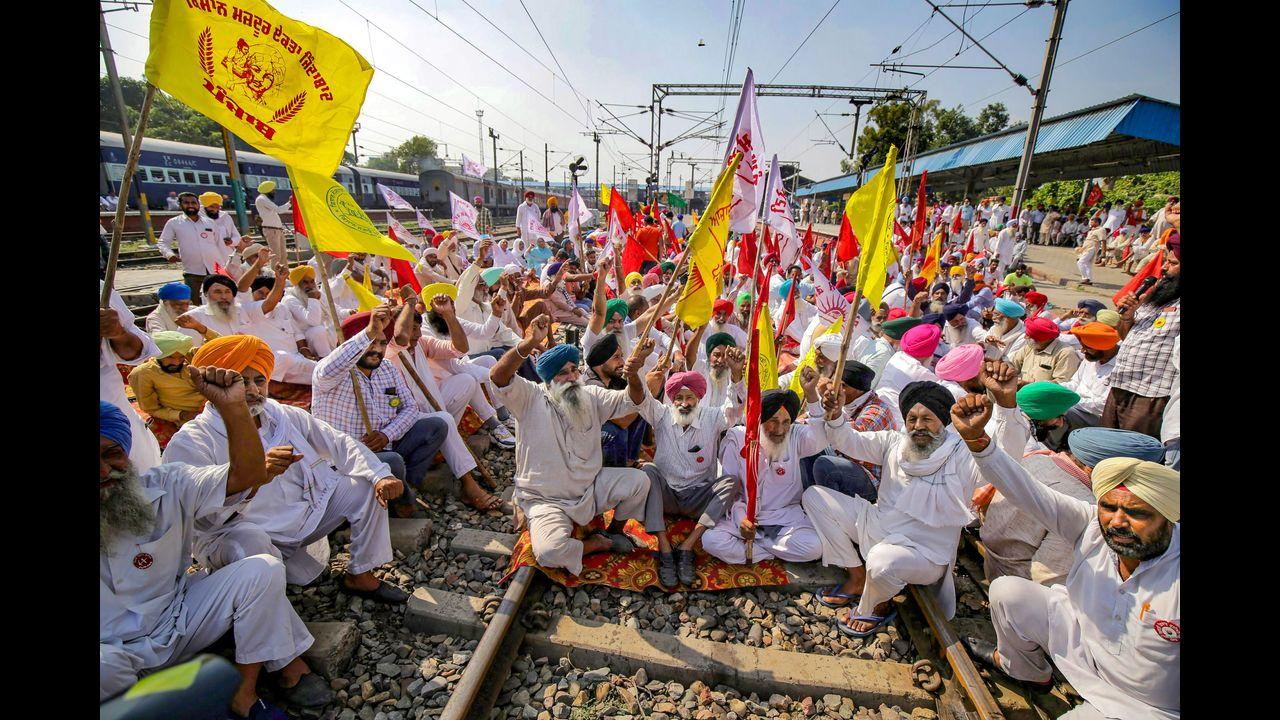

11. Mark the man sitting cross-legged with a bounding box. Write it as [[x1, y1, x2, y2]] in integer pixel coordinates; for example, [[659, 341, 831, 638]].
[[489, 314, 653, 576], [802, 380, 985, 637], [100, 369, 330, 719], [634, 370, 744, 587], [703, 379, 828, 567], [128, 331, 206, 429], [164, 335, 410, 605]]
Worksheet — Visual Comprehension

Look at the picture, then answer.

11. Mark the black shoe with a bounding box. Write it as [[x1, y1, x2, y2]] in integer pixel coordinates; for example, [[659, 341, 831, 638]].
[[657, 552, 678, 588], [275, 673, 333, 708], [341, 578, 410, 604], [675, 548, 697, 587], [961, 636, 1053, 688]]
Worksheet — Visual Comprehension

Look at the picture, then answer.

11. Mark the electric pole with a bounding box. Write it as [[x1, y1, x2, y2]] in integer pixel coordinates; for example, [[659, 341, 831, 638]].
[[594, 133, 601, 209], [350, 122, 360, 164], [476, 110, 485, 167], [489, 127, 499, 206], [520, 150, 525, 197], [1011, 0, 1070, 216], [99, 6, 155, 243], [544, 143, 550, 196]]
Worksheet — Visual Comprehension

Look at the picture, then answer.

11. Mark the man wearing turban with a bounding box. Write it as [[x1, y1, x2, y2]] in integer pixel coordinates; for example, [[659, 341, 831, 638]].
[[693, 332, 747, 410], [874, 323, 950, 427], [488, 315, 653, 575], [145, 282, 211, 347], [239, 260, 322, 384], [164, 335, 412, 606], [1008, 316, 1082, 385], [803, 380, 990, 637], [1104, 229, 1180, 439], [158, 191, 235, 298], [199, 189, 242, 252], [451, 253, 540, 382], [128, 331, 205, 429], [976, 297, 1029, 360], [1051, 321, 1122, 437], [584, 253, 672, 375], [582, 331, 650, 469], [807, 360, 897, 496], [101, 281, 164, 472], [952, 395, 1180, 720], [703, 382, 828, 568], [101, 369, 332, 716], [633, 369, 744, 587], [254, 180, 291, 263], [281, 263, 338, 358]]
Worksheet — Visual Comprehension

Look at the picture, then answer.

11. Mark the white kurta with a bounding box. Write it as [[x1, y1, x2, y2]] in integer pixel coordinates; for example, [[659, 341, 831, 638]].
[[972, 443, 1180, 719], [1060, 356, 1116, 417], [101, 283, 162, 472], [164, 400, 393, 584]]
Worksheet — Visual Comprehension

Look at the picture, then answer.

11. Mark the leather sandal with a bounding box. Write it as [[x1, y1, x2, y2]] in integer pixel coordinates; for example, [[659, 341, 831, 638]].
[[339, 577, 410, 604]]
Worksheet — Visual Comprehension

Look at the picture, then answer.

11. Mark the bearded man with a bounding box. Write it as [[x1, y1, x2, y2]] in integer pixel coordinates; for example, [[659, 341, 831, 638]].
[[875, 323, 948, 425], [238, 262, 320, 384], [951, 395, 1180, 720], [164, 335, 410, 603], [158, 191, 230, 297], [692, 332, 746, 409], [102, 282, 163, 472], [180, 274, 260, 341], [489, 315, 652, 576], [281, 264, 337, 358], [807, 361, 897, 497], [100, 371, 330, 718], [703, 382, 828, 567], [146, 282, 214, 347], [128, 331, 206, 428], [1008, 317, 1082, 385], [975, 298, 1028, 360], [582, 332, 650, 468], [802, 381, 986, 636], [635, 370, 743, 587]]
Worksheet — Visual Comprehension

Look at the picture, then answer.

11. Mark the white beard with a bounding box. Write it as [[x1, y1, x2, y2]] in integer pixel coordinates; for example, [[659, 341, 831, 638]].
[[669, 403, 697, 428], [290, 286, 312, 306], [709, 366, 731, 388], [759, 430, 788, 463], [100, 465, 156, 555], [205, 296, 238, 326], [157, 302, 182, 329], [548, 379, 593, 428], [901, 428, 946, 462]]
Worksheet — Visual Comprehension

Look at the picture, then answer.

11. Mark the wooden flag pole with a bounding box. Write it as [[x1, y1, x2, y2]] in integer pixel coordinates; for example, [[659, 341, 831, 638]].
[[313, 248, 373, 434], [101, 84, 156, 308], [827, 287, 863, 421], [395, 346, 496, 487], [627, 246, 692, 362]]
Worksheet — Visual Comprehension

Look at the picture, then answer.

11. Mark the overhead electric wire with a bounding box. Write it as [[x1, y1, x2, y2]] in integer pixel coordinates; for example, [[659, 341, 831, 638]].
[[766, 0, 842, 83], [903, 4, 1031, 90]]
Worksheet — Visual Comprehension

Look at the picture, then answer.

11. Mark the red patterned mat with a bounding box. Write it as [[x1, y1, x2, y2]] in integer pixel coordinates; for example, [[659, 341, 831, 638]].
[[502, 512, 789, 592]]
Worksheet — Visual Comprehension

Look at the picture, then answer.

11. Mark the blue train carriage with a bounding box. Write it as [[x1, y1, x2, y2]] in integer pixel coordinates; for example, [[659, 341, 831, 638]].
[[99, 131, 422, 211]]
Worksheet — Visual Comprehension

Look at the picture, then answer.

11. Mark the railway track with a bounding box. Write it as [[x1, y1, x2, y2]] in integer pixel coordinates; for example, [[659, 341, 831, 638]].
[[398, 527, 1074, 720]]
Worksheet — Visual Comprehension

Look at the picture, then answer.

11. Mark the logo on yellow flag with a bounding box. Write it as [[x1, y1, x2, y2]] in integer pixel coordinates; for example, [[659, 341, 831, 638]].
[[147, 0, 372, 176], [289, 166, 416, 262]]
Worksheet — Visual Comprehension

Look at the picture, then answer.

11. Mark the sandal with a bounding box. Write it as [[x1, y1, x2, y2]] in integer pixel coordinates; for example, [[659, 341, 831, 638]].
[[837, 608, 898, 638], [464, 491, 512, 514], [588, 531, 639, 555], [816, 585, 862, 608]]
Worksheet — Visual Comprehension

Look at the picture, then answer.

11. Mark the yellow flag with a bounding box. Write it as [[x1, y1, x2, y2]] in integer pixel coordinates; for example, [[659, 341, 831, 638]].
[[675, 153, 742, 328], [599, 183, 613, 207], [756, 298, 779, 391], [788, 317, 843, 395], [288, 166, 416, 261], [919, 231, 943, 286], [145, 0, 372, 176], [846, 146, 899, 310], [345, 275, 382, 312]]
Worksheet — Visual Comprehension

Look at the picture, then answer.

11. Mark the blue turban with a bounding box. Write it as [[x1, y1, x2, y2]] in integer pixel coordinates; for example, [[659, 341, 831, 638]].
[[1076, 299, 1105, 316], [157, 282, 191, 301], [994, 298, 1025, 318], [920, 312, 945, 327], [99, 401, 132, 455], [943, 302, 968, 321], [1067, 427, 1165, 468], [536, 344, 582, 383], [546, 261, 564, 277]]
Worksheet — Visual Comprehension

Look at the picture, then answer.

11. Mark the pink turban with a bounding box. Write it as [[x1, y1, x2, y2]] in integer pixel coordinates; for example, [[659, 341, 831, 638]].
[[935, 343, 984, 382], [665, 370, 707, 400], [901, 323, 942, 359]]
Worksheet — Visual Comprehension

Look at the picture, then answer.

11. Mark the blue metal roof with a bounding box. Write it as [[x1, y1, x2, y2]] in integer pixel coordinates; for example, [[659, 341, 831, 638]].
[[796, 95, 1179, 197]]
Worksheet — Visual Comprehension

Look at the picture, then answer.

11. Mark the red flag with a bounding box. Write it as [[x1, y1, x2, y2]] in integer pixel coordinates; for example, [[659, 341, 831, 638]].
[[836, 212, 859, 262], [951, 210, 963, 235], [775, 275, 797, 344], [819, 236, 834, 278], [910, 171, 928, 253], [760, 226, 780, 267], [212, 262, 232, 278], [737, 231, 758, 276], [385, 222, 423, 292], [893, 220, 911, 247], [800, 223, 815, 260], [1112, 249, 1165, 306], [1086, 183, 1104, 207], [609, 188, 635, 235], [964, 227, 977, 255], [740, 262, 777, 526], [621, 231, 647, 277]]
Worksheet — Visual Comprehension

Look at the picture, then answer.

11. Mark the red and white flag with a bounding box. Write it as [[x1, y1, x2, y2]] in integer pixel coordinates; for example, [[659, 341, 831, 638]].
[[526, 213, 555, 243], [385, 213, 419, 247], [725, 68, 766, 234], [415, 209, 438, 243], [449, 192, 482, 241], [763, 154, 799, 268], [809, 260, 850, 324], [461, 154, 487, 179], [377, 182, 414, 210]]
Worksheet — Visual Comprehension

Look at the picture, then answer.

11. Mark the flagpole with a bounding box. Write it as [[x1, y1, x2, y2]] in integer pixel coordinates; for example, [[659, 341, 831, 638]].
[[101, 84, 156, 308], [627, 245, 693, 362], [309, 221, 374, 435], [395, 344, 496, 488]]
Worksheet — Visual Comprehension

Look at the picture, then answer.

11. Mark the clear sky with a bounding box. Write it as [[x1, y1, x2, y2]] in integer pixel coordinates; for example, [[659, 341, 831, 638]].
[[101, 0, 1179, 188]]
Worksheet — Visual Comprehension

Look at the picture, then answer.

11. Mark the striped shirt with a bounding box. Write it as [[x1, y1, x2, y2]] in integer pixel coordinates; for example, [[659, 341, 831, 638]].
[[312, 330, 419, 441], [635, 388, 743, 489], [1109, 300, 1180, 397]]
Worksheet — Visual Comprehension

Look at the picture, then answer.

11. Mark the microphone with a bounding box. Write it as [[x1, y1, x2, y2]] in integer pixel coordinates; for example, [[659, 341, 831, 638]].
[[1136, 275, 1159, 298]]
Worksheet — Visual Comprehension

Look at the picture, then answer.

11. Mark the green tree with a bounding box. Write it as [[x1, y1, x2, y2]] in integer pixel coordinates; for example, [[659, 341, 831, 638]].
[[988, 171, 1180, 212], [365, 153, 400, 171], [388, 136, 438, 173], [975, 102, 1010, 135], [100, 76, 224, 147], [929, 105, 979, 148], [855, 100, 938, 170]]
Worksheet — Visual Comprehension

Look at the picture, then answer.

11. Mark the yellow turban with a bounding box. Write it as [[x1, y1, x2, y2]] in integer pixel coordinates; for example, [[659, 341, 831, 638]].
[[1095, 309, 1121, 327], [625, 272, 644, 286], [199, 191, 223, 208], [257, 180, 276, 194], [289, 264, 316, 285], [192, 335, 275, 382], [949, 266, 965, 277], [1091, 457, 1180, 523], [150, 330, 193, 358]]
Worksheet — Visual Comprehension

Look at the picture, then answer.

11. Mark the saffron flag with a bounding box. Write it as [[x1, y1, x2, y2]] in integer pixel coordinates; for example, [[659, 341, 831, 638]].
[[287, 166, 415, 261], [461, 154, 486, 179], [449, 192, 482, 241], [787, 316, 842, 396], [763, 154, 800, 268], [910, 171, 928, 253], [146, 0, 372, 176], [847, 146, 899, 310], [725, 68, 766, 233], [675, 153, 742, 328], [1113, 249, 1165, 306], [919, 231, 943, 287], [377, 183, 414, 210]]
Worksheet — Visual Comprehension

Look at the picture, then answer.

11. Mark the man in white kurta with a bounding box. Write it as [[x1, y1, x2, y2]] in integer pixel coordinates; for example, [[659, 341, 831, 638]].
[[101, 282, 163, 472], [242, 269, 319, 385], [703, 387, 828, 566], [951, 395, 1180, 720], [99, 371, 325, 716], [490, 316, 651, 576], [281, 265, 337, 358]]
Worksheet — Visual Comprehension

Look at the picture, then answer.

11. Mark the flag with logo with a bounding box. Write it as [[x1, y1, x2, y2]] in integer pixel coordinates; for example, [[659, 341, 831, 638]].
[[377, 183, 414, 210], [809, 260, 849, 324], [287, 166, 414, 261], [846, 146, 899, 309], [526, 214, 555, 243], [763, 154, 799, 268], [385, 213, 417, 246], [724, 68, 766, 234], [461, 154, 487, 179], [146, 0, 372, 176], [449, 192, 482, 241], [787, 316, 842, 396], [414, 209, 438, 242], [675, 153, 741, 328]]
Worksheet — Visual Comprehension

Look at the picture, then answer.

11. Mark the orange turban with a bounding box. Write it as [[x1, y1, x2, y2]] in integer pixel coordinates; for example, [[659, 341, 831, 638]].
[[192, 334, 275, 380], [1068, 321, 1120, 351]]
